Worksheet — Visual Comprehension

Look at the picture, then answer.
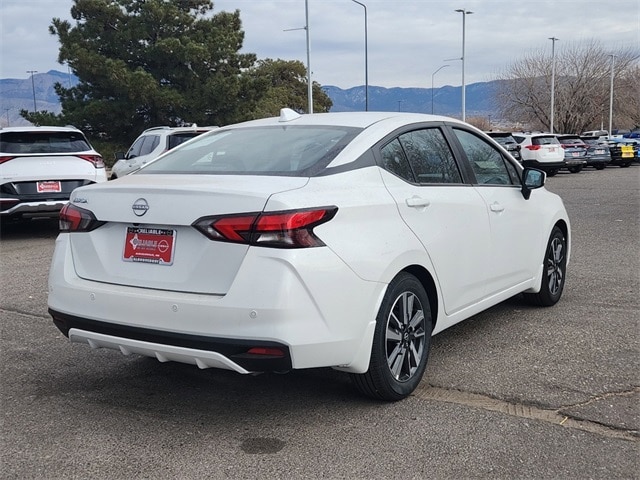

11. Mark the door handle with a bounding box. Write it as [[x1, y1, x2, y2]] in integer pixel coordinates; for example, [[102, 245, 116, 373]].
[[490, 202, 505, 213], [406, 196, 431, 208]]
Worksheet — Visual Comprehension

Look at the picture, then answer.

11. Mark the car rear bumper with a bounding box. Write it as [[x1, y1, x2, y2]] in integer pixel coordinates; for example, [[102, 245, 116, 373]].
[[50, 311, 293, 373], [0, 198, 67, 218], [48, 233, 383, 373], [521, 160, 565, 171]]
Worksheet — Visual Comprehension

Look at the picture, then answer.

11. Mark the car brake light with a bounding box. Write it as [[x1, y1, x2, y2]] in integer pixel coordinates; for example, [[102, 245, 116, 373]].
[[193, 206, 338, 248], [59, 203, 105, 232], [76, 154, 105, 168], [0, 156, 16, 164], [525, 145, 541, 151]]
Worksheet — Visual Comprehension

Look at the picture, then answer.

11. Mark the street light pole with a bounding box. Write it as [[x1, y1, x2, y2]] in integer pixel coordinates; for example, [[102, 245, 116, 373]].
[[305, 0, 312, 114], [608, 54, 616, 137], [431, 65, 450, 114], [27, 70, 38, 112], [548, 37, 558, 134], [284, 3, 312, 113], [351, 0, 368, 111], [455, 9, 473, 122]]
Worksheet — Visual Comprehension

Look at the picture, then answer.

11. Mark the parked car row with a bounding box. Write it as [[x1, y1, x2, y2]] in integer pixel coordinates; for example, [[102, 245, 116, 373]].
[[487, 130, 639, 176]]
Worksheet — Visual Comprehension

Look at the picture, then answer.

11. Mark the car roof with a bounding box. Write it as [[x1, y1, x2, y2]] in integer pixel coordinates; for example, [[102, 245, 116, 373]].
[[140, 125, 218, 134], [0, 125, 83, 133], [223, 109, 460, 130]]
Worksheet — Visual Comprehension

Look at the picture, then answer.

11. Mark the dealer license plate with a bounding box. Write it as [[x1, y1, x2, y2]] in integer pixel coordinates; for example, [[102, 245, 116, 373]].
[[37, 180, 61, 193], [123, 227, 176, 265]]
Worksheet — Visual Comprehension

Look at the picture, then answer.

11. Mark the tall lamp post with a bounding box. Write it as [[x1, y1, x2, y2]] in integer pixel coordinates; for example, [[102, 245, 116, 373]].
[[27, 70, 38, 112], [351, 0, 368, 111], [548, 37, 558, 133], [305, 0, 312, 113], [431, 65, 450, 114], [284, 1, 313, 113], [454, 9, 473, 122], [608, 54, 616, 137]]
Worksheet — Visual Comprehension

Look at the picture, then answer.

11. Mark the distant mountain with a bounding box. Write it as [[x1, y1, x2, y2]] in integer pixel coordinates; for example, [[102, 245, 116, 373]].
[[1, 70, 500, 127], [1, 70, 78, 127], [323, 81, 500, 118]]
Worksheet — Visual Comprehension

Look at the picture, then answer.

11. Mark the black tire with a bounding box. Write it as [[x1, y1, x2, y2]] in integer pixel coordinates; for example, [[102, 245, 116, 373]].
[[546, 169, 558, 177], [620, 163, 631, 168], [594, 164, 606, 170], [524, 226, 567, 307], [568, 166, 583, 173], [351, 273, 433, 401]]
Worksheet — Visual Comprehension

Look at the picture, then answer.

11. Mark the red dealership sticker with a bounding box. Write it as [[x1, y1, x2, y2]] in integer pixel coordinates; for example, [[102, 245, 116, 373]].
[[123, 227, 176, 265], [37, 181, 62, 193]]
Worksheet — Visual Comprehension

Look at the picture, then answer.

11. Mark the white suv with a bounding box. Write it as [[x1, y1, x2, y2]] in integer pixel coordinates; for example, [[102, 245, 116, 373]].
[[512, 133, 566, 176], [0, 126, 107, 220], [111, 125, 217, 179]]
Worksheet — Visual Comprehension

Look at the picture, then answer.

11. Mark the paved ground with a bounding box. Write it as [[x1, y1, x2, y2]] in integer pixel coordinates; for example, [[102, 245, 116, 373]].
[[1, 166, 638, 479]]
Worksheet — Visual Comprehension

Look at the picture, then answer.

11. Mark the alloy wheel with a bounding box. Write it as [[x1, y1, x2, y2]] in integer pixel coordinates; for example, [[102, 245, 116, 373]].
[[385, 292, 427, 382]]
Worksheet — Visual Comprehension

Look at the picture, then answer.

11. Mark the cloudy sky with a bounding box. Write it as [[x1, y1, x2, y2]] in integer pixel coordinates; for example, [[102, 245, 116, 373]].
[[1, 0, 638, 89]]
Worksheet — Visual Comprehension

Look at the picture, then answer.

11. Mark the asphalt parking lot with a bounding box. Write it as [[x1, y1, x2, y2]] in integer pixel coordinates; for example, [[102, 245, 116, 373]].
[[1, 166, 638, 479]]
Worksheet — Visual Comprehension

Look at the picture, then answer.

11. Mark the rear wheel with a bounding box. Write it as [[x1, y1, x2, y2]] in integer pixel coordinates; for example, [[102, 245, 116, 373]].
[[620, 163, 631, 168], [594, 164, 606, 170], [351, 273, 433, 401], [546, 169, 559, 177], [568, 166, 583, 173], [524, 226, 567, 307]]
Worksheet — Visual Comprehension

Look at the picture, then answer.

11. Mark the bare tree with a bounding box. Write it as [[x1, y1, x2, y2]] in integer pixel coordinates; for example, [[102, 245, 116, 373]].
[[495, 39, 639, 133]]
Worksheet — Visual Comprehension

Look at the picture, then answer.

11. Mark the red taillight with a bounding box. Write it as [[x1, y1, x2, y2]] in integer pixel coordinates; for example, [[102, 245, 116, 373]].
[[0, 156, 16, 164], [526, 145, 542, 150], [76, 154, 105, 168], [59, 203, 105, 232], [193, 207, 338, 248]]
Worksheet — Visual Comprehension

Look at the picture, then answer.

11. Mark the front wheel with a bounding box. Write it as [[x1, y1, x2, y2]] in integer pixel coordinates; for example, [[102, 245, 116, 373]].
[[524, 226, 567, 307], [351, 273, 433, 401], [568, 166, 583, 173], [546, 169, 559, 177]]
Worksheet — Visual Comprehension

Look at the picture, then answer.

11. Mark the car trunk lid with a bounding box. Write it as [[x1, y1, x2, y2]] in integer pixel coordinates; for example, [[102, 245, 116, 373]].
[[67, 174, 309, 294]]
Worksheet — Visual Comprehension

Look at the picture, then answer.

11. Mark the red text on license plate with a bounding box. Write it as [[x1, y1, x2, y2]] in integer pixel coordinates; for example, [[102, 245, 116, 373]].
[[123, 227, 176, 265]]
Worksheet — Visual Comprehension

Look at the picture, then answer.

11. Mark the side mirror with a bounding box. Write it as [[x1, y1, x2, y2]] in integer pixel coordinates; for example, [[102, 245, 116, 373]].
[[521, 168, 545, 200], [114, 152, 125, 160]]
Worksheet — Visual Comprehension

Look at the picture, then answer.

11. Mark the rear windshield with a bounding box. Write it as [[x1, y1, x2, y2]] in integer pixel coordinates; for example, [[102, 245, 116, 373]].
[[0, 131, 91, 153], [558, 137, 585, 145], [141, 125, 361, 176], [532, 136, 560, 146], [489, 134, 517, 145]]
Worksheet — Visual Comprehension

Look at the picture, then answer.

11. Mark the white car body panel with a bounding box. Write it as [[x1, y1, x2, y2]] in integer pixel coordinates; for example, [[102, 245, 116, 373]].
[[1, 154, 106, 183]]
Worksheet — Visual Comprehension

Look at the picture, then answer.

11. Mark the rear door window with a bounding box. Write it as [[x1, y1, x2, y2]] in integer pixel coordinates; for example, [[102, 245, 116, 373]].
[[380, 127, 462, 184]]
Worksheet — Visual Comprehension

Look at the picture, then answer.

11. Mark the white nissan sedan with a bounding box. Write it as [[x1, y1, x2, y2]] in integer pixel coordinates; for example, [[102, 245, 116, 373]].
[[48, 110, 570, 401]]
